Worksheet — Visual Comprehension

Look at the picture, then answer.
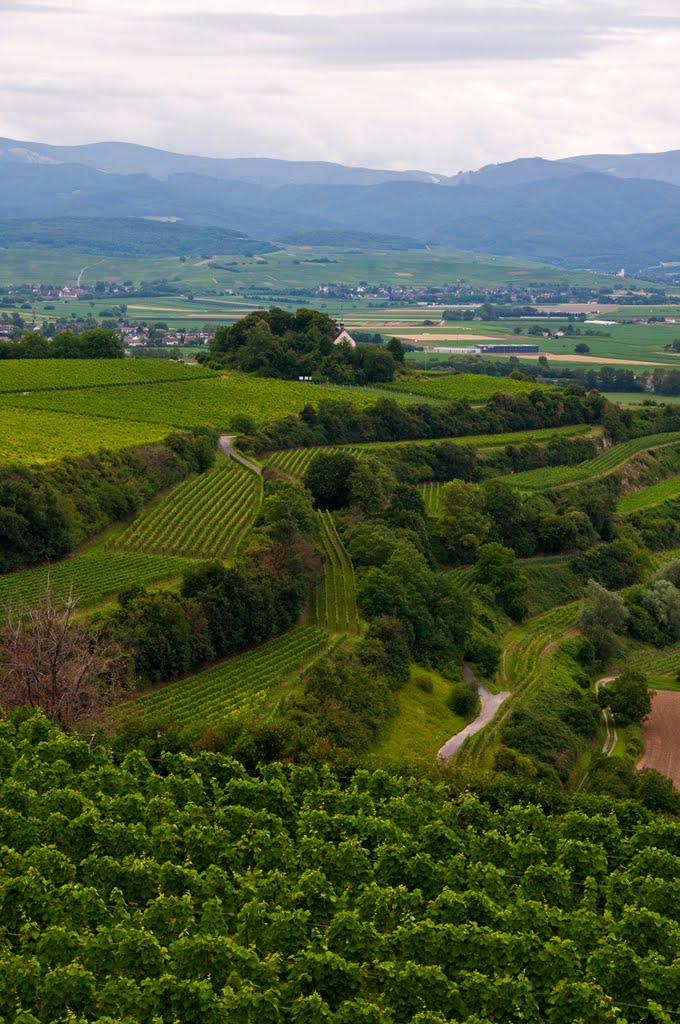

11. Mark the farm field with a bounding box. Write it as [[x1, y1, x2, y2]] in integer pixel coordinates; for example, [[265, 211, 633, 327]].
[[458, 603, 579, 766], [0, 406, 168, 465], [0, 552, 193, 609], [110, 460, 261, 561], [0, 244, 635, 293], [0, 358, 214, 392], [603, 391, 680, 406], [618, 476, 680, 514], [637, 690, 680, 787], [509, 431, 680, 490], [401, 319, 680, 364], [129, 625, 330, 726]]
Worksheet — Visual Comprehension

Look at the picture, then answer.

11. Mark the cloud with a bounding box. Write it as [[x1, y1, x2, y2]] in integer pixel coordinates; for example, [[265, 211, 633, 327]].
[[2, 0, 680, 172], [160, 3, 680, 64]]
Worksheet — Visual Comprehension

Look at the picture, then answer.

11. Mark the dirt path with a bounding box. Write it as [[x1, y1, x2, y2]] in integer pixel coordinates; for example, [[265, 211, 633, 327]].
[[219, 436, 262, 475], [638, 690, 680, 788], [577, 676, 619, 791], [438, 664, 510, 761], [76, 259, 105, 286]]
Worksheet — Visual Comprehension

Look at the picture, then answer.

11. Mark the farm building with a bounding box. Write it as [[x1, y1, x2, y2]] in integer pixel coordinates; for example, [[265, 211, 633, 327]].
[[432, 344, 540, 355], [333, 326, 357, 348]]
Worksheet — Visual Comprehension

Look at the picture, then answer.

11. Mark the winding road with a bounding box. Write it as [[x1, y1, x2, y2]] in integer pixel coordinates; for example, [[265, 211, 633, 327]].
[[438, 664, 510, 761], [219, 436, 262, 475]]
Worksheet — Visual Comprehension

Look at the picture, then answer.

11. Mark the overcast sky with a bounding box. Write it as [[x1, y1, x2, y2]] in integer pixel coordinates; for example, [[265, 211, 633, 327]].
[[3, 0, 680, 172]]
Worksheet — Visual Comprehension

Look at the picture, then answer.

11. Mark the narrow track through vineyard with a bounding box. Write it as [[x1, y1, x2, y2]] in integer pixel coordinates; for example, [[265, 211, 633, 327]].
[[315, 511, 360, 635]]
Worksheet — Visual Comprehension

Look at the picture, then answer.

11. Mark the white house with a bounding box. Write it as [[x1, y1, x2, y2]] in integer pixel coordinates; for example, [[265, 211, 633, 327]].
[[333, 326, 357, 348]]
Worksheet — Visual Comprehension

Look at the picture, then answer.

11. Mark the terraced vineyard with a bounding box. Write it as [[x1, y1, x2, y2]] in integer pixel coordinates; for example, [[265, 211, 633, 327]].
[[111, 460, 260, 561], [0, 358, 214, 393], [618, 475, 680, 514], [0, 407, 169, 465], [630, 643, 680, 679], [459, 602, 579, 764], [420, 482, 442, 517], [130, 625, 330, 725], [266, 424, 598, 479], [315, 512, 360, 635], [509, 431, 680, 490], [0, 552, 193, 609]]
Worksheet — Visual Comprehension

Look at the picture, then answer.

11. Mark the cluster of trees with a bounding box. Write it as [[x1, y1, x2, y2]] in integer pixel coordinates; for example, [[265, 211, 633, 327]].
[[199, 307, 403, 383], [238, 387, 605, 453], [0, 327, 124, 359], [578, 562, 680, 668], [438, 476, 615, 564], [108, 480, 322, 685], [366, 433, 597, 486], [0, 430, 217, 572]]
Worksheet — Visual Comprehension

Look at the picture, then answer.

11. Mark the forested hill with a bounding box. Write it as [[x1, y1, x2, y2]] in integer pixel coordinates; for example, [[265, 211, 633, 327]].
[[8, 139, 680, 269]]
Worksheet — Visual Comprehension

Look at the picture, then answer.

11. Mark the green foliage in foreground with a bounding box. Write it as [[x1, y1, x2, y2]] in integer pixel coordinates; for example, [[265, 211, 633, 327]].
[[0, 712, 679, 1023]]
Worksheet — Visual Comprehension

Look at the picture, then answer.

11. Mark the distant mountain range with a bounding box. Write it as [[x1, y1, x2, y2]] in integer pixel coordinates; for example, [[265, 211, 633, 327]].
[[5, 137, 680, 271]]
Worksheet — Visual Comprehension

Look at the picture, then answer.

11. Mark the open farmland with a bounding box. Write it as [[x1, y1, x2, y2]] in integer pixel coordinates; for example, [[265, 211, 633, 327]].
[[0, 406, 168, 464], [0, 358, 214, 393], [638, 690, 680, 788], [508, 431, 680, 490], [0, 552, 193, 609], [111, 460, 260, 561]]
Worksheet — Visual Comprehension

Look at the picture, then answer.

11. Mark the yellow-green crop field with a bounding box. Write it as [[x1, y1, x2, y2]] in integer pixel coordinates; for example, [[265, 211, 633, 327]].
[[0, 407, 169, 465], [0, 358, 214, 393]]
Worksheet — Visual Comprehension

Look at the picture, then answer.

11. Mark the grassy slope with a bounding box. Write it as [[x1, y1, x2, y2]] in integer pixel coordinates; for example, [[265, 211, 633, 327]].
[[371, 666, 470, 762]]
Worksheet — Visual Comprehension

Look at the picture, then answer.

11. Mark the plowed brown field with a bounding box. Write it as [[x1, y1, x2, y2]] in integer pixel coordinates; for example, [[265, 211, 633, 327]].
[[638, 691, 680, 788]]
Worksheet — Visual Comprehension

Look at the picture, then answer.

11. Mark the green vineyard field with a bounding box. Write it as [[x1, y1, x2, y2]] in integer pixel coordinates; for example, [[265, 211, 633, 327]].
[[0, 358, 214, 393], [130, 625, 330, 725], [315, 512, 360, 635], [509, 431, 680, 490], [0, 373, 423, 432], [385, 371, 547, 402], [0, 552, 193, 609], [420, 481, 442, 517], [618, 474, 680, 514], [266, 424, 597, 478], [0, 406, 169, 465], [111, 460, 260, 561]]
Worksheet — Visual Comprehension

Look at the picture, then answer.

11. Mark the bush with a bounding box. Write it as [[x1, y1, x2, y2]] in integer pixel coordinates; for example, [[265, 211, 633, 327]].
[[448, 680, 478, 717]]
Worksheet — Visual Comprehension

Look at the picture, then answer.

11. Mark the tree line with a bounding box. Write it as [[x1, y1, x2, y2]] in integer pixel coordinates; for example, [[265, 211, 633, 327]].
[[0, 327, 124, 359], [0, 429, 217, 572]]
